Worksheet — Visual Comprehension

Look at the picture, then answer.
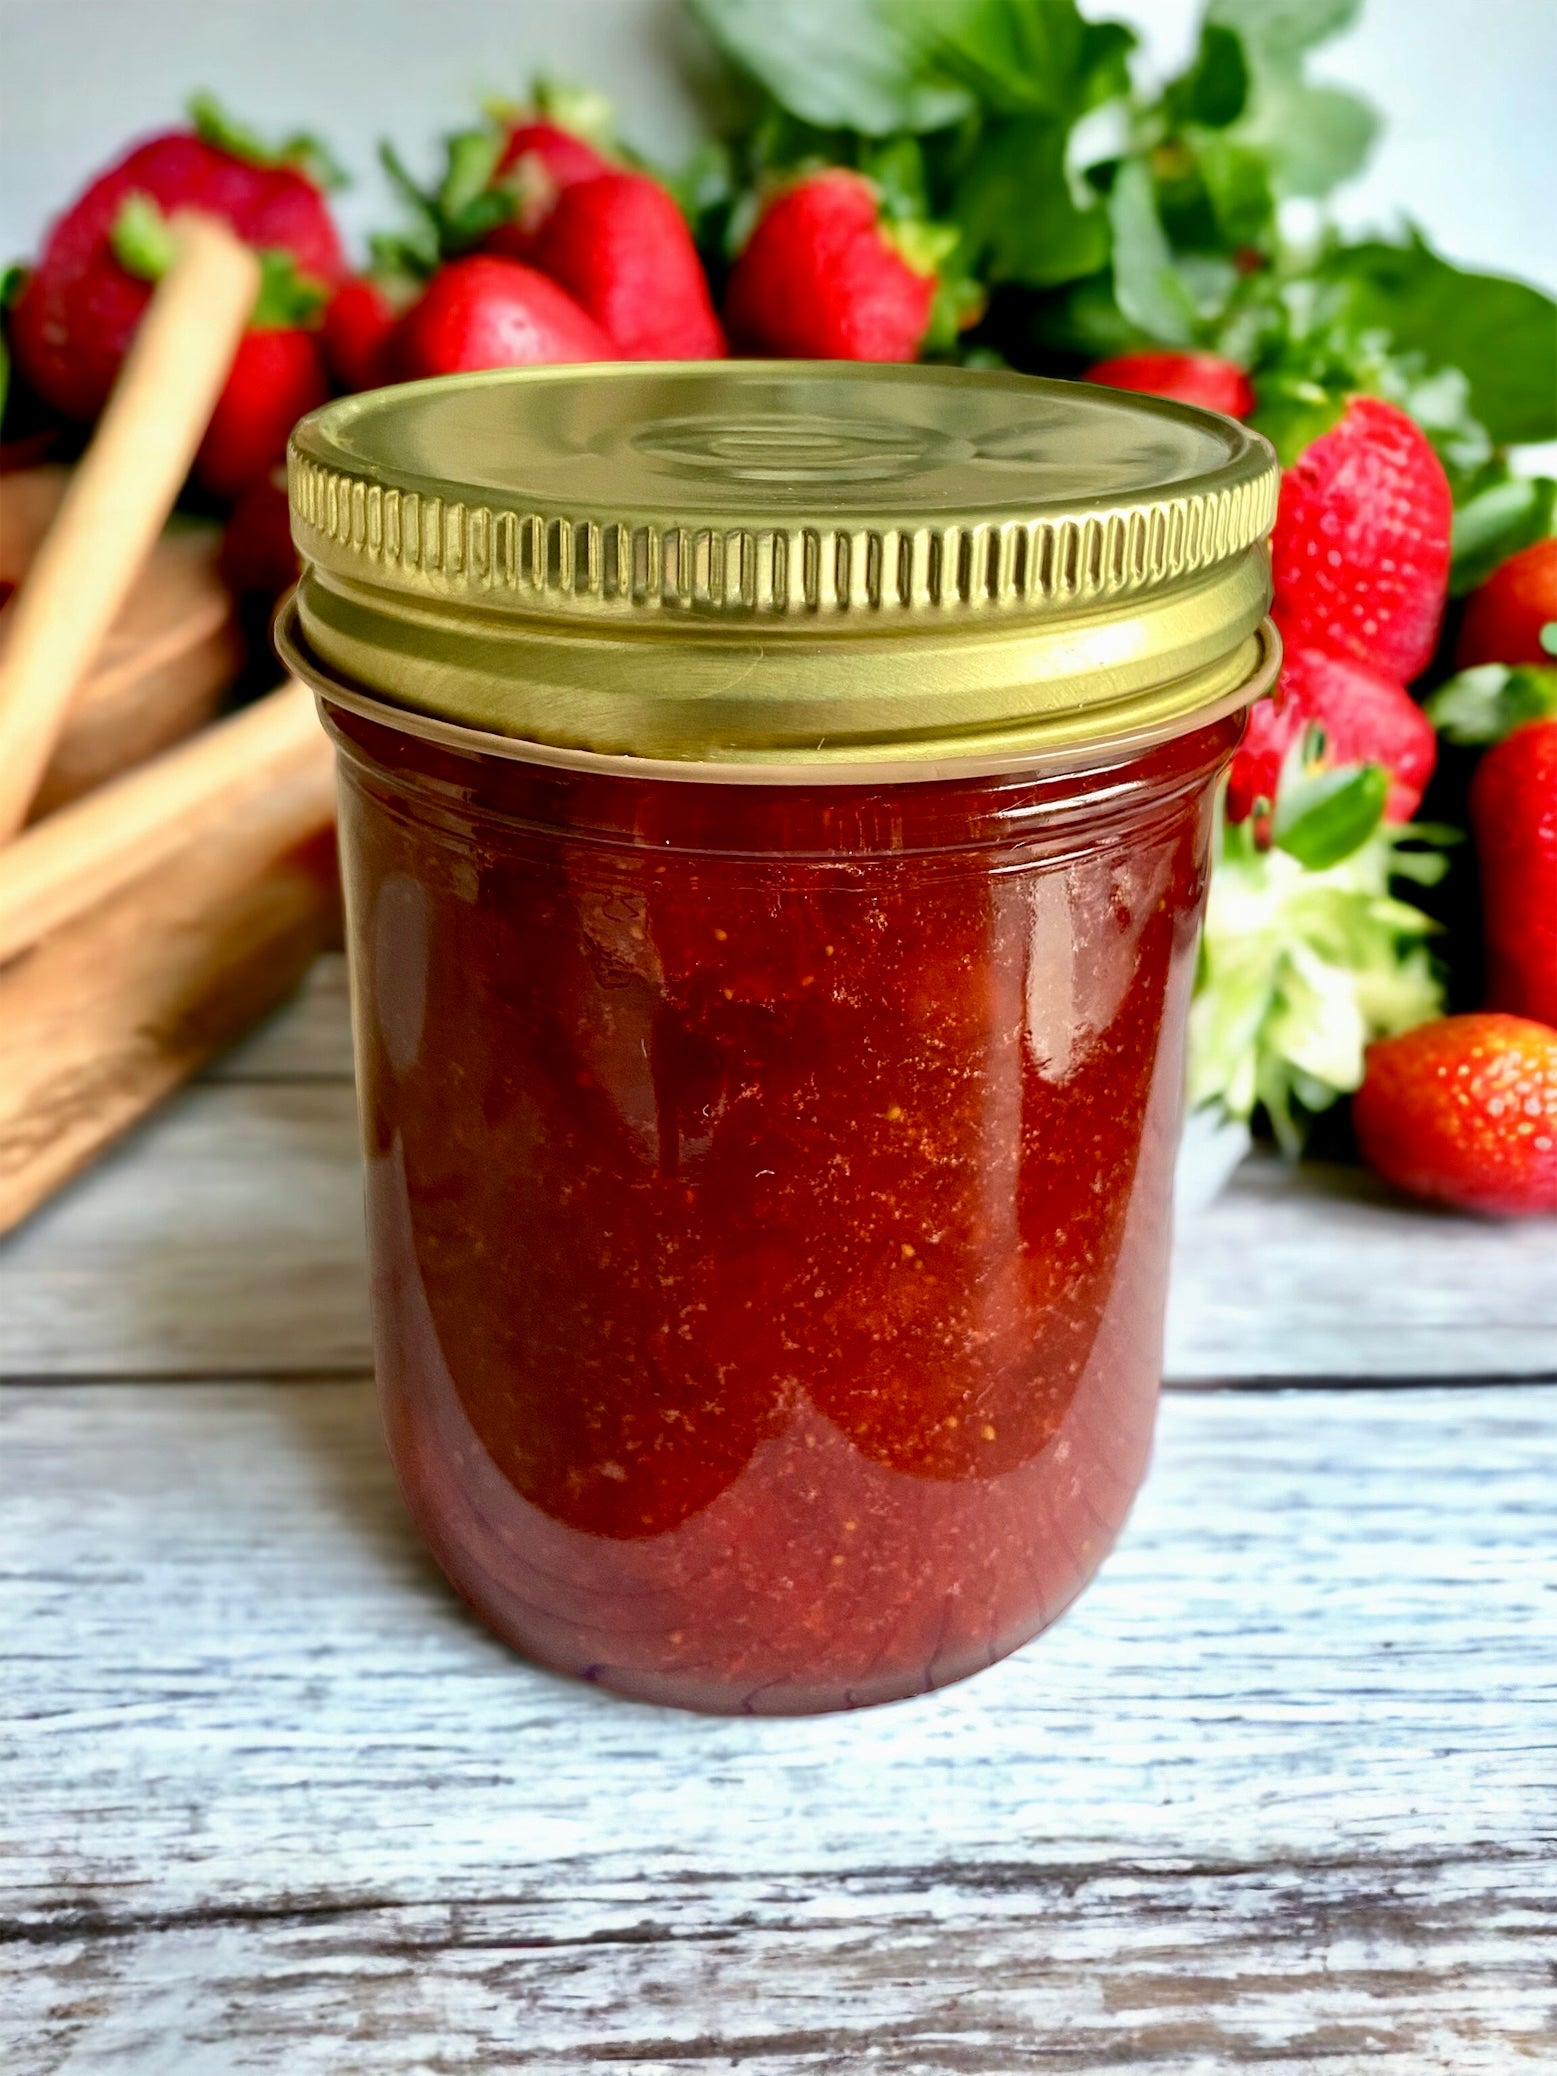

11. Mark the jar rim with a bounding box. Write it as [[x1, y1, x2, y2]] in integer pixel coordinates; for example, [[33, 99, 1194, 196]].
[[278, 595, 1279, 789]]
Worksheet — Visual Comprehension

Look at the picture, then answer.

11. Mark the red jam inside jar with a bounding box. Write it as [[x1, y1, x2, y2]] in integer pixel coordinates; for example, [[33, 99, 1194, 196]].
[[282, 361, 1277, 1713], [325, 703, 1240, 1712]]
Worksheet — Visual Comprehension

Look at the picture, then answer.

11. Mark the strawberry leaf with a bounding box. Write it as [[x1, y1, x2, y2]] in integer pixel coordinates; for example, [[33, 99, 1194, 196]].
[[377, 131, 518, 272], [0, 261, 25, 424], [1319, 231, 1557, 447], [1248, 376, 1345, 465], [1206, 0, 1378, 200], [1425, 663, 1557, 746], [110, 194, 323, 328], [1450, 472, 1557, 595], [686, 0, 978, 135], [1272, 759, 1389, 869], [1107, 159, 1197, 346], [530, 76, 617, 149], [1190, 802, 1444, 1144], [951, 117, 1111, 289], [250, 248, 331, 328], [110, 193, 180, 281], [187, 91, 348, 192], [1166, 22, 1249, 129]]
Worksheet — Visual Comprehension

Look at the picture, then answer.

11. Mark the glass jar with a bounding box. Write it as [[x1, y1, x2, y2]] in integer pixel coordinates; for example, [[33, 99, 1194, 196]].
[[280, 363, 1278, 1714]]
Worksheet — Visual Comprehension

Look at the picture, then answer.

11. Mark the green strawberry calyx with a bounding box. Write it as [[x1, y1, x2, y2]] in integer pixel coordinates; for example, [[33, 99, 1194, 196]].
[[375, 130, 517, 278], [1425, 662, 1557, 745], [1189, 730, 1450, 1150], [187, 91, 348, 193], [110, 194, 330, 328]]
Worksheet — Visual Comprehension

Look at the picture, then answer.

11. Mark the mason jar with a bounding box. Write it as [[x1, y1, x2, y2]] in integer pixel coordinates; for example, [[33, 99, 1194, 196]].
[[278, 362, 1277, 1715]]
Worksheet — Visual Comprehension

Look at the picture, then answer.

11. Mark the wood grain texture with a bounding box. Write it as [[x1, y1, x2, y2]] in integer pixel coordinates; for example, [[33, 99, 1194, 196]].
[[1, 957, 1552, 1380], [0, 469, 239, 818], [2, 1380, 1553, 2071], [0, 795, 339, 1239]]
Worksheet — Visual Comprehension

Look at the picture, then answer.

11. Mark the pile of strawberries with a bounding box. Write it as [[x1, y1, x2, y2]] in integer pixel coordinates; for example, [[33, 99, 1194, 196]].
[[7, 107, 942, 596], [6, 103, 1554, 1219], [1095, 350, 1556, 1218]]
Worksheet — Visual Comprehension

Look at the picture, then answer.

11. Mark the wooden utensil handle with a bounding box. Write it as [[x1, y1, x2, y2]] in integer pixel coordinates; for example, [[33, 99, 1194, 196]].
[[0, 214, 260, 838], [1, 467, 242, 819], [0, 711, 339, 1237], [0, 679, 326, 966]]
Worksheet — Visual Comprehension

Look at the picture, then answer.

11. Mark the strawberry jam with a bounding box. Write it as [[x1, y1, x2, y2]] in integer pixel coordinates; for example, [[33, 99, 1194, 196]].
[[326, 699, 1240, 1713]]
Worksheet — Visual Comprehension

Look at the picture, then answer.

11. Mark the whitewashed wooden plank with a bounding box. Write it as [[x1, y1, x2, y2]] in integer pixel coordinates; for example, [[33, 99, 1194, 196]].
[[0, 1085, 370, 1379], [1166, 1155, 1557, 1381], [4, 1858, 1551, 2074], [2, 1052, 1552, 1379], [2, 1382, 1552, 2070]]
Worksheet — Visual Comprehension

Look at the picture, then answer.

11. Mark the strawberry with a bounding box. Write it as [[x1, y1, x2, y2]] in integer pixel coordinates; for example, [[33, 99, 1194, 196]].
[[484, 120, 613, 261], [1270, 396, 1452, 685], [723, 171, 936, 363], [532, 171, 723, 360], [390, 255, 611, 378], [10, 117, 344, 423], [1470, 720, 1557, 1028], [1085, 350, 1254, 420], [220, 466, 299, 600], [1455, 537, 1557, 669], [322, 275, 404, 392], [1353, 1013, 1557, 1218], [195, 324, 327, 499], [1226, 643, 1437, 825]]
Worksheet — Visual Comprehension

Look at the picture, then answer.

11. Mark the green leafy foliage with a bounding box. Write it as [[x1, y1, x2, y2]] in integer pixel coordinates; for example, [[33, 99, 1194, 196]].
[[685, 0, 978, 135], [949, 118, 1110, 288], [1450, 474, 1557, 595], [1203, 0, 1377, 200], [1107, 159, 1198, 344], [1318, 234, 1557, 445]]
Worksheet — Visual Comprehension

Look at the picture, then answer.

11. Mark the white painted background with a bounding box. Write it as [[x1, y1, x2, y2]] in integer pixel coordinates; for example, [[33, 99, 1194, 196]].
[[3, 0, 1555, 295]]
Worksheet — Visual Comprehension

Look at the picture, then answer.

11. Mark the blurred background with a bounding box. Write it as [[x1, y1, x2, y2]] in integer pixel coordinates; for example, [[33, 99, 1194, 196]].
[[5, 0, 1556, 294]]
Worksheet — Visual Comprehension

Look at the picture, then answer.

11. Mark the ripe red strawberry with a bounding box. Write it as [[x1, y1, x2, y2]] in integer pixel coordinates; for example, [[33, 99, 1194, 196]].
[[322, 275, 403, 392], [1353, 1013, 1557, 1218], [195, 324, 327, 498], [484, 120, 613, 261], [723, 171, 936, 362], [531, 171, 723, 360], [1226, 643, 1437, 824], [220, 466, 299, 599], [390, 255, 611, 378], [1270, 396, 1452, 685], [1455, 537, 1557, 669], [1085, 350, 1254, 420], [1470, 720, 1557, 1028], [10, 126, 344, 422]]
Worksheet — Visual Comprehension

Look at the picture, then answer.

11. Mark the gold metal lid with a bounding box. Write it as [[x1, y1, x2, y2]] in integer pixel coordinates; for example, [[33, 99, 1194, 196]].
[[285, 361, 1277, 769]]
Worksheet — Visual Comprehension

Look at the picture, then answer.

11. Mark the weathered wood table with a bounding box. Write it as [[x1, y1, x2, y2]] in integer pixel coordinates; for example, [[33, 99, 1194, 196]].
[[3, 954, 1553, 2072]]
